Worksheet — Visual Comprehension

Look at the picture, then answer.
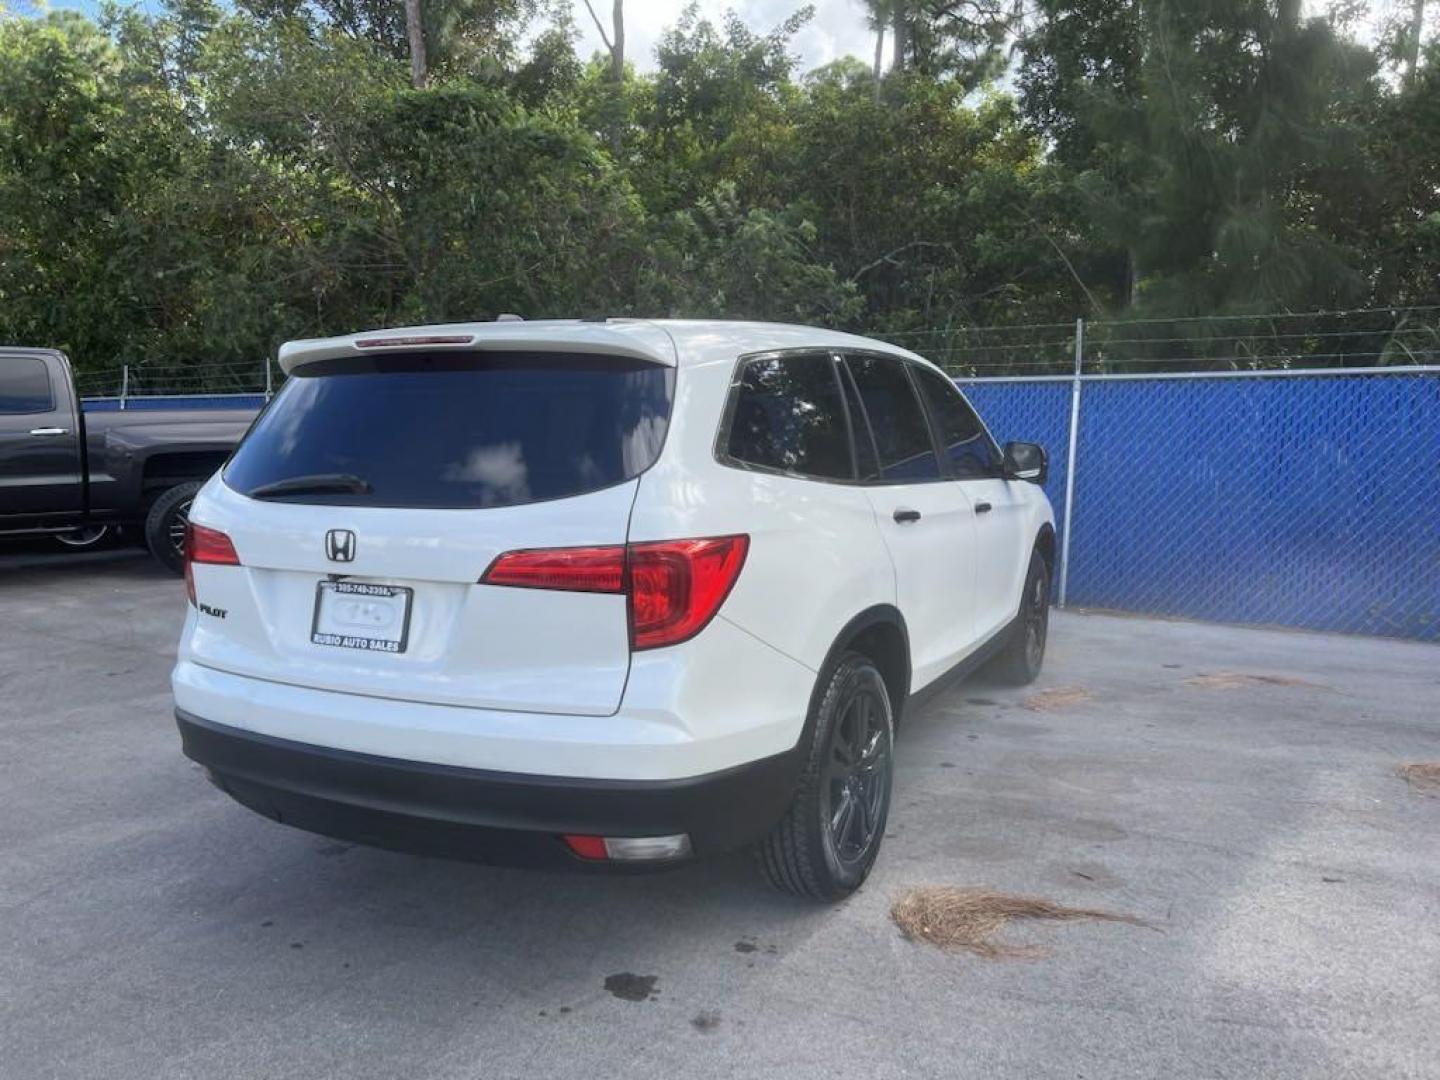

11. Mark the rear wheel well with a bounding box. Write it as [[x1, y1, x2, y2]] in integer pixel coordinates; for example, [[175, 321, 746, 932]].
[[841, 618, 909, 725], [141, 452, 229, 495]]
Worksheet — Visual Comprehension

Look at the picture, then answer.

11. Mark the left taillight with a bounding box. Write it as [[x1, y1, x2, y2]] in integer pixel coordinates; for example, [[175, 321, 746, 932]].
[[481, 534, 748, 651], [184, 521, 240, 606]]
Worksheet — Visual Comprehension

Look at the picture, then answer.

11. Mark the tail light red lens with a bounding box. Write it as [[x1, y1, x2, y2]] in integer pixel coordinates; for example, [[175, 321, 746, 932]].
[[481, 546, 625, 593], [481, 534, 749, 651], [184, 522, 240, 605], [627, 536, 748, 650]]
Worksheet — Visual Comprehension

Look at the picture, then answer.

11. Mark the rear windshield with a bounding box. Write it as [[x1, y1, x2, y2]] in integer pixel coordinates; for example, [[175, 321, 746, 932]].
[[223, 351, 674, 509]]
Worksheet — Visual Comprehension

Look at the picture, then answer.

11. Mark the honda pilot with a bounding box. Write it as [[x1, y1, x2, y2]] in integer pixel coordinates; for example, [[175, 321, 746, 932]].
[[173, 319, 1055, 900]]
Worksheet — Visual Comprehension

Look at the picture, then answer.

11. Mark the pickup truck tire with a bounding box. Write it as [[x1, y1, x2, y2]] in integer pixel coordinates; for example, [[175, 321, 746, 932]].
[[757, 652, 894, 902], [54, 524, 111, 549], [144, 481, 201, 575], [987, 547, 1050, 686]]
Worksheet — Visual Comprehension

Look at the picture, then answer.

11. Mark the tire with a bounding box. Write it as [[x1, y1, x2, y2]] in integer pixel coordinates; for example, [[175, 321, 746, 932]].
[[143, 481, 202, 575], [757, 652, 894, 902], [54, 524, 110, 549], [987, 546, 1051, 686]]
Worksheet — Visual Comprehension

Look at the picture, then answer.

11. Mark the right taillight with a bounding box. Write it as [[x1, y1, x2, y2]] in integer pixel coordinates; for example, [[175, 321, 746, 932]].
[[481, 534, 748, 651], [626, 536, 748, 650], [184, 521, 240, 606]]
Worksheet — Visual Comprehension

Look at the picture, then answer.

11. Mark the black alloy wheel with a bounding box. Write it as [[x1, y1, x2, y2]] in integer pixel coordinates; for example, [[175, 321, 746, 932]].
[[758, 652, 895, 901]]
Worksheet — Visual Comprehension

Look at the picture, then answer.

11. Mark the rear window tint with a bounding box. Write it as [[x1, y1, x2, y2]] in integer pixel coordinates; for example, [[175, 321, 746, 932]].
[[223, 352, 673, 509]]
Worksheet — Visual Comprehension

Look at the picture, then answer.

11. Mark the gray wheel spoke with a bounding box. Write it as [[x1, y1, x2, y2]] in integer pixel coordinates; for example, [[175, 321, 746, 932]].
[[850, 786, 871, 845], [859, 728, 883, 767], [831, 787, 855, 837]]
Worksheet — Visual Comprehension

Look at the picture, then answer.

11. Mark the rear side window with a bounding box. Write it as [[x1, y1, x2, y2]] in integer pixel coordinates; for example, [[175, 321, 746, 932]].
[[0, 357, 54, 414], [843, 353, 941, 482], [723, 352, 853, 480], [911, 365, 1002, 479], [223, 352, 674, 509]]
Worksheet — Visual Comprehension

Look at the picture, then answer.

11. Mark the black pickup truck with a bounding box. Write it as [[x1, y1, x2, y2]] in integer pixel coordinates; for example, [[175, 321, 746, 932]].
[[1, 347, 258, 572]]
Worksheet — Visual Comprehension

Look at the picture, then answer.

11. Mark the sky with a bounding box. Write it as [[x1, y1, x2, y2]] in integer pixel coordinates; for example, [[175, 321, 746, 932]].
[[32, 0, 1415, 77], [568, 0, 882, 73], [32, 0, 884, 69]]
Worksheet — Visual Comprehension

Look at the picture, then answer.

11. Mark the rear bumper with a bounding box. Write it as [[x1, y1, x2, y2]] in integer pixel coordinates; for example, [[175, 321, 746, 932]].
[[176, 710, 802, 869]]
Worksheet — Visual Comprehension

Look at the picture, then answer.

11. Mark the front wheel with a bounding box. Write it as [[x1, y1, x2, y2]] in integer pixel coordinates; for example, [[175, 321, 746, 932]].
[[757, 653, 894, 902], [987, 546, 1051, 686], [143, 481, 202, 575]]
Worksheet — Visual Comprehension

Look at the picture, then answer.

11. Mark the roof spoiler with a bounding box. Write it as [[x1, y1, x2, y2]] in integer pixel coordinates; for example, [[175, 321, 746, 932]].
[[277, 319, 676, 376]]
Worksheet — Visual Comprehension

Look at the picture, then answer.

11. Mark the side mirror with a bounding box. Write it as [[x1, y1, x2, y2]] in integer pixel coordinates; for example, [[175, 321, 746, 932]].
[[1003, 441, 1047, 485]]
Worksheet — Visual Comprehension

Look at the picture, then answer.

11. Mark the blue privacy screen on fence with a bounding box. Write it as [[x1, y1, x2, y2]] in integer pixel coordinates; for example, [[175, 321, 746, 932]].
[[967, 370, 1440, 641]]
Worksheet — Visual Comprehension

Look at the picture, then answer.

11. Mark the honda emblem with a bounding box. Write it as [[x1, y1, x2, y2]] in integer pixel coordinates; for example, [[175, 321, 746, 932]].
[[325, 529, 356, 563]]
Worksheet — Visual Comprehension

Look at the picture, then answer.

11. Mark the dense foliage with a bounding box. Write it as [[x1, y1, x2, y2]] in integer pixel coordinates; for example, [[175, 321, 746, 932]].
[[0, 0, 1436, 376]]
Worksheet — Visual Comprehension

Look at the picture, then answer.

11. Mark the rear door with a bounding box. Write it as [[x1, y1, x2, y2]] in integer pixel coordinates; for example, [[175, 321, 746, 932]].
[[840, 351, 980, 691], [186, 350, 674, 717], [0, 353, 83, 522], [911, 363, 1029, 642]]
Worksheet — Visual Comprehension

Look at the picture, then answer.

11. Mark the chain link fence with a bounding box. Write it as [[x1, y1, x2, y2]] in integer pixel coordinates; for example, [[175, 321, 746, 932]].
[[75, 360, 272, 411], [882, 304, 1440, 377]]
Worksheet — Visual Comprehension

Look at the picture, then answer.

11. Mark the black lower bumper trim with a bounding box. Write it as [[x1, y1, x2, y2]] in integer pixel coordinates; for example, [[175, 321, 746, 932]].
[[176, 710, 801, 869]]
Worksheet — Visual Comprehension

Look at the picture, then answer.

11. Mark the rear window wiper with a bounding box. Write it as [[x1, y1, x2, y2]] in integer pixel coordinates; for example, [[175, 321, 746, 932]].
[[246, 473, 373, 499]]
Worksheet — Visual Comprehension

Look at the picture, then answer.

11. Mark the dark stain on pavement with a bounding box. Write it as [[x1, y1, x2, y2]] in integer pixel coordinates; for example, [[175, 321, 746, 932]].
[[604, 973, 658, 1002]]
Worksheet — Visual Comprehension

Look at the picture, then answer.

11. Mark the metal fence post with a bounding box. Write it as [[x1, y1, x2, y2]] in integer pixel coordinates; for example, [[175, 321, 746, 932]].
[[264, 355, 273, 400], [119, 365, 129, 411], [1057, 317, 1084, 608]]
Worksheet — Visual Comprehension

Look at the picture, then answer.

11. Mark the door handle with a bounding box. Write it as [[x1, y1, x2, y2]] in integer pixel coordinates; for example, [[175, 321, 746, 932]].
[[974, 501, 993, 514], [892, 508, 922, 524], [29, 427, 68, 437]]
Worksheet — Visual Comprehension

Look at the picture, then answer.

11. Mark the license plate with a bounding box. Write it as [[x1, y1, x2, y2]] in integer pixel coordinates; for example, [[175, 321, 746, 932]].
[[311, 581, 413, 654]]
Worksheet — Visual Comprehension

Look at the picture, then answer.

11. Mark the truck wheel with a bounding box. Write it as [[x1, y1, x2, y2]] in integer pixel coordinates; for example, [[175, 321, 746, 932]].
[[144, 481, 202, 575], [757, 652, 894, 902], [987, 547, 1051, 686], [54, 524, 111, 550]]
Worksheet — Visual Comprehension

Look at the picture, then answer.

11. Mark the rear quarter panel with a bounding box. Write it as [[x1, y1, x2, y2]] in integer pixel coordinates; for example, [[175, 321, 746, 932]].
[[627, 356, 896, 678], [83, 408, 256, 516]]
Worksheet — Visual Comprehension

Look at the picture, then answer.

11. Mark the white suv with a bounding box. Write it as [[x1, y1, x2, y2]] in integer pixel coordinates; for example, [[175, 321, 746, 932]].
[[173, 320, 1054, 900]]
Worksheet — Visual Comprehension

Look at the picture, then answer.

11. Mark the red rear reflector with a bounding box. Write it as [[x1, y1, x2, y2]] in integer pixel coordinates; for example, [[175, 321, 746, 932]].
[[562, 835, 608, 860], [354, 335, 474, 348], [184, 522, 240, 605], [481, 535, 749, 651], [628, 535, 748, 650], [482, 546, 625, 593]]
